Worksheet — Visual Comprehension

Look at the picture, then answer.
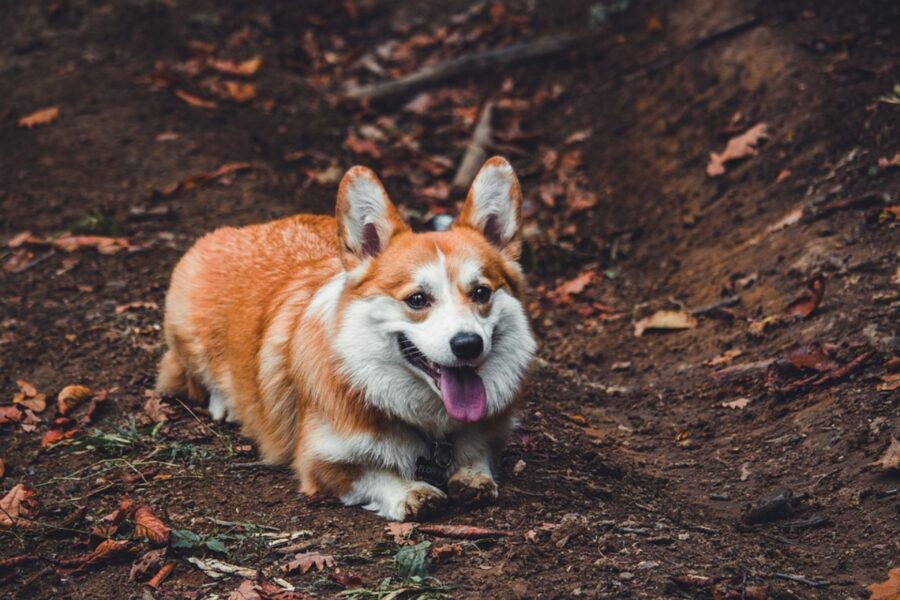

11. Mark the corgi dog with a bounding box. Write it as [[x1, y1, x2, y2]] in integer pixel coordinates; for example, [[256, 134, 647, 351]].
[[156, 157, 536, 521]]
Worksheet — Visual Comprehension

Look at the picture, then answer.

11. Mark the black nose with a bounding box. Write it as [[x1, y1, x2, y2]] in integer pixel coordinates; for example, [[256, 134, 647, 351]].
[[450, 332, 483, 360]]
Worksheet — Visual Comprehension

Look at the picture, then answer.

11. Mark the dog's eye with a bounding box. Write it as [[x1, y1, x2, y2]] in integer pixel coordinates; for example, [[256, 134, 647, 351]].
[[405, 292, 430, 310], [470, 285, 492, 304]]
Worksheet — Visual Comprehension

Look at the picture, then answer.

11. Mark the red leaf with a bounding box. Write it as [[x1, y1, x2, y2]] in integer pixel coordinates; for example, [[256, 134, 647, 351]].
[[133, 505, 171, 545], [783, 276, 825, 319]]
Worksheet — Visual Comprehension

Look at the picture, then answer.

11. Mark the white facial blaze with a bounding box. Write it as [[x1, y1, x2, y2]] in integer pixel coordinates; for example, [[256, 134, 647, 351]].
[[332, 249, 535, 432]]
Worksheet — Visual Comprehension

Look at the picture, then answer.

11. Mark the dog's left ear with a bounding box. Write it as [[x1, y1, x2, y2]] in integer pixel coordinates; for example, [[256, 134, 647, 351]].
[[457, 156, 522, 261], [336, 166, 409, 269]]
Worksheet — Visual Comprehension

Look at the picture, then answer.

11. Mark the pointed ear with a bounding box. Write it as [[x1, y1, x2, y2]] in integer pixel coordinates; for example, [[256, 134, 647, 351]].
[[336, 166, 408, 269], [457, 156, 522, 261]]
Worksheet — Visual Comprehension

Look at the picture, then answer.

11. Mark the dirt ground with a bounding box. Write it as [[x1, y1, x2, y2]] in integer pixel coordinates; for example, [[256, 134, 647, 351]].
[[1, 0, 899, 598]]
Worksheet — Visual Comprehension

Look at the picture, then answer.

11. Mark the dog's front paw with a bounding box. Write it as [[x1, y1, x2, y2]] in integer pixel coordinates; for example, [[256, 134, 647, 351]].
[[448, 468, 498, 506], [399, 482, 447, 521]]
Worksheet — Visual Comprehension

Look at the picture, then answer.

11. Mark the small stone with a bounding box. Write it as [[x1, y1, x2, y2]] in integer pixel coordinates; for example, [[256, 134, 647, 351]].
[[677, 532, 690, 541], [637, 560, 659, 570], [513, 459, 527, 475], [618, 571, 634, 580]]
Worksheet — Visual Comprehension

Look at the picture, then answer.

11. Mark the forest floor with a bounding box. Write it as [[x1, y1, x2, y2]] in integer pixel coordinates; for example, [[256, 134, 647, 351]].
[[1, 0, 899, 598]]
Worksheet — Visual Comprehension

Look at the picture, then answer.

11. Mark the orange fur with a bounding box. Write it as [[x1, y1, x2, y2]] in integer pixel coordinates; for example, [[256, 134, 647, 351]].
[[157, 158, 533, 512]]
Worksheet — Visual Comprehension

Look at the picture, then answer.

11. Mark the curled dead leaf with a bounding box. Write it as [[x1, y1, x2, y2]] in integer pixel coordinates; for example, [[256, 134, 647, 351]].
[[634, 310, 697, 337], [385, 522, 416, 545], [133, 505, 172, 545], [58, 384, 92, 416], [129, 547, 166, 582], [224, 81, 257, 103], [0, 483, 36, 528], [18, 106, 60, 128], [208, 55, 262, 77], [706, 123, 769, 177], [784, 276, 825, 319], [57, 539, 131, 574], [430, 542, 463, 562], [175, 88, 218, 109], [144, 391, 176, 423], [870, 437, 900, 471]]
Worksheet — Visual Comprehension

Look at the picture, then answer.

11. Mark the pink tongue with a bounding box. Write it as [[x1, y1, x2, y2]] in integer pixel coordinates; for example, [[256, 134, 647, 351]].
[[439, 366, 487, 422]]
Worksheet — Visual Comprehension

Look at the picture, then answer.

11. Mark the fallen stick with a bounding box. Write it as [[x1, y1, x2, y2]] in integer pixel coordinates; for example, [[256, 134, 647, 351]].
[[345, 35, 583, 101], [773, 572, 830, 588], [689, 294, 740, 316], [452, 101, 493, 190]]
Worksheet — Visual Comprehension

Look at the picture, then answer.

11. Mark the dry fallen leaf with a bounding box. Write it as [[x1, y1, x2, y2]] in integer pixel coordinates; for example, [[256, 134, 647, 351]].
[[282, 551, 335, 574], [144, 391, 176, 423], [878, 372, 900, 392], [0, 406, 23, 424], [785, 342, 840, 373], [175, 88, 218, 109], [58, 384, 92, 416], [868, 568, 900, 600], [385, 522, 416, 545], [784, 276, 826, 319], [53, 235, 131, 254], [416, 524, 512, 539], [345, 133, 381, 158], [41, 426, 80, 447], [871, 437, 900, 471], [208, 56, 263, 77], [0, 483, 36, 528], [704, 348, 743, 367], [13, 380, 47, 413], [431, 542, 463, 562], [551, 271, 595, 305], [707, 123, 769, 177], [115, 301, 160, 315], [129, 548, 167, 582], [18, 106, 60, 128], [224, 81, 257, 103], [57, 539, 131, 574], [133, 505, 172, 545], [878, 153, 900, 169], [157, 162, 257, 197], [20, 409, 41, 433], [721, 398, 750, 409], [634, 310, 698, 337]]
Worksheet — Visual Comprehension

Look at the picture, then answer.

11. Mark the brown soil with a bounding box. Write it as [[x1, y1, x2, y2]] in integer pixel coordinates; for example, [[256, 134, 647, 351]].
[[1, 0, 898, 598]]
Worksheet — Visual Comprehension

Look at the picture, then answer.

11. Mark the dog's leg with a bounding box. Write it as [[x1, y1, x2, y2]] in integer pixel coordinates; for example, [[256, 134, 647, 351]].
[[341, 469, 446, 521], [448, 429, 500, 506]]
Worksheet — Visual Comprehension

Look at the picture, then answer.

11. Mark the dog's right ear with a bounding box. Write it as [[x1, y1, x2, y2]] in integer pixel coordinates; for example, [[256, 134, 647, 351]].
[[336, 166, 408, 269]]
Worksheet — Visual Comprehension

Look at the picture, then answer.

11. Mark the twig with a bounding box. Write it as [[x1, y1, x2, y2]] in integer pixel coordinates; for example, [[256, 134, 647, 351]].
[[615, 15, 761, 86], [205, 517, 280, 532], [345, 35, 583, 101], [773, 573, 830, 588], [712, 359, 776, 381], [689, 295, 740, 316], [780, 515, 831, 531], [452, 101, 494, 190]]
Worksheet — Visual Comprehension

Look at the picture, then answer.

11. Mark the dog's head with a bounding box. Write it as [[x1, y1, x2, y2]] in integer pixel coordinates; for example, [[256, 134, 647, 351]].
[[328, 157, 536, 431]]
